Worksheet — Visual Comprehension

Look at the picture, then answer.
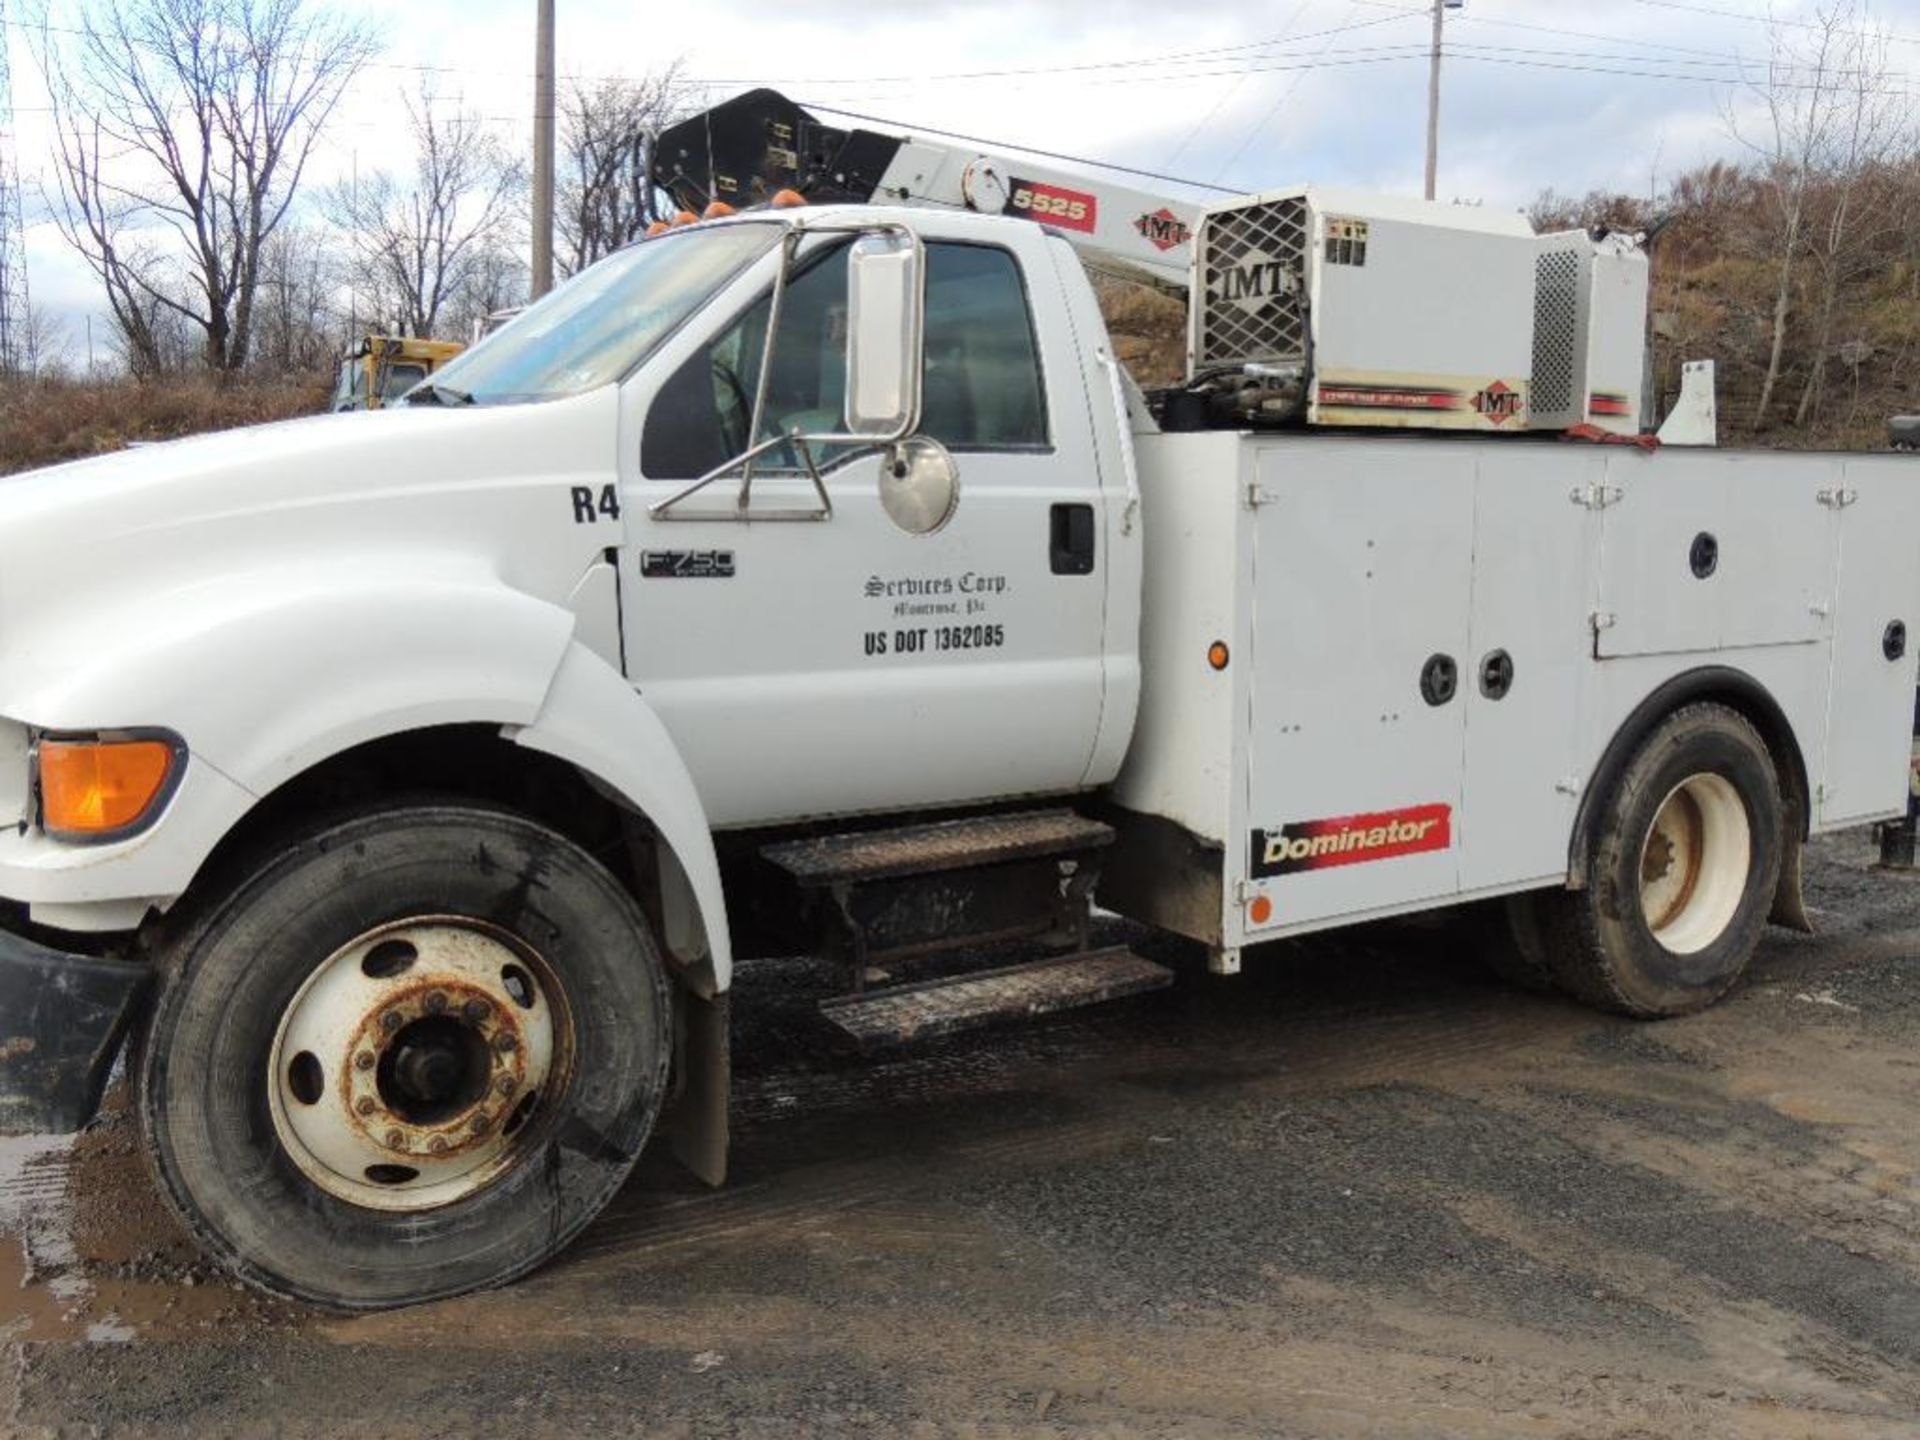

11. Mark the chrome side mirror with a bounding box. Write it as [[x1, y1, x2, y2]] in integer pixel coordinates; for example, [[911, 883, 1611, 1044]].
[[845, 231, 924, 439], [878, 437, 960, 536]]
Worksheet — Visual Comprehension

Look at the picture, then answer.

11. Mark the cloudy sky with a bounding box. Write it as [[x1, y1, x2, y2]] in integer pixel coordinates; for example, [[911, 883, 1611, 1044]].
[[8, 0, 1920, 363]]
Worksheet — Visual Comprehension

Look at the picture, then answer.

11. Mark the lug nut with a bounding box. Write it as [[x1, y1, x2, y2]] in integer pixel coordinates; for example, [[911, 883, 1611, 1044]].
[[470, 1114, 491, 1135], [384, 1128, 406, 1149], [355, 1097, 377, 1116], [463, 998, 491, 1023], [425, 991, 447, 1015], [495, 1075, 517, 1097], [380, 1010, 403, 1033], [428, 1136, 449, 1154], [493, 1032, 518, 1054], [354, 1050, 376, 1071]]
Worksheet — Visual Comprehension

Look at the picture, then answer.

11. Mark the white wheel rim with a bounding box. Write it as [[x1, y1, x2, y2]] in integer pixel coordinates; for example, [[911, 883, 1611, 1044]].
[[267, 917, 571, 1212], [1637, 772, 1751, 956]]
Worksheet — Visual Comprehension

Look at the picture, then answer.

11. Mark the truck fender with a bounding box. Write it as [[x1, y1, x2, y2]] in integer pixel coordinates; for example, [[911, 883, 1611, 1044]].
[[1, 567, 579, 913], [1568, 664, 1814, 933], [510, 643, 735, 1186], [509, 641, 734, 995]]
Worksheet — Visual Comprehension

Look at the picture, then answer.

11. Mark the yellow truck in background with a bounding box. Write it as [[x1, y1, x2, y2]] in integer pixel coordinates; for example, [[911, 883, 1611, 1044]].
[[330, 336, 466, 411]]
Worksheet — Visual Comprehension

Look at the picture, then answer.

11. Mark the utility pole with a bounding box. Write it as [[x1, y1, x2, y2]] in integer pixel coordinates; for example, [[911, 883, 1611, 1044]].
[[1423, 0, 1445, 201], [531, 0, 555, 298]]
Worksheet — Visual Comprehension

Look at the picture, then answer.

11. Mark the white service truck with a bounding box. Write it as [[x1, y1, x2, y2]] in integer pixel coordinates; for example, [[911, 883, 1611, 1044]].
[[1, 103, 1915, 1309]]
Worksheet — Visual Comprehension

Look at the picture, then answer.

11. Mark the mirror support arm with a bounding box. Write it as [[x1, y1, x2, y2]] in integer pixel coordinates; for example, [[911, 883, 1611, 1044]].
[[648, 219, 925, 525]]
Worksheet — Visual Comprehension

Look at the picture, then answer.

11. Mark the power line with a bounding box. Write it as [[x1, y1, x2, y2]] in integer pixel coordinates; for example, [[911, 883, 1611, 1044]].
[[1618, 0, 1920, 47]]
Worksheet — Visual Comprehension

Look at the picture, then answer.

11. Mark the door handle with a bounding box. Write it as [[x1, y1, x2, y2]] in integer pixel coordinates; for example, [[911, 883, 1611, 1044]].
[[1050, 503, 1096, 576]]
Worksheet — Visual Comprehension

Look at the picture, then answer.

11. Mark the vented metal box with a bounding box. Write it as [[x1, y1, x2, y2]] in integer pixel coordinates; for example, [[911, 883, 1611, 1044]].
[[1528, 233, 1649, 434], [1188, 186, 1541, 432]]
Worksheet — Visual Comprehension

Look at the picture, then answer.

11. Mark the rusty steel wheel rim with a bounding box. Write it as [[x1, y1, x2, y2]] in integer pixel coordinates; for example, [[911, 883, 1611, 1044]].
[[1637, 772, 1751, 957], [266, 917, 574, 1212]]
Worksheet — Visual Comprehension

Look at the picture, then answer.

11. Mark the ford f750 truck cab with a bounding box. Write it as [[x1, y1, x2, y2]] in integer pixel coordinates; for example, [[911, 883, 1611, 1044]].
[[0, 198, 1913, 1309]]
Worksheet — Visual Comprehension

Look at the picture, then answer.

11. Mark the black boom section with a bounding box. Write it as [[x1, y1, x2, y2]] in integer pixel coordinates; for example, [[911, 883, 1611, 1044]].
[[651, 88, 905, 214]]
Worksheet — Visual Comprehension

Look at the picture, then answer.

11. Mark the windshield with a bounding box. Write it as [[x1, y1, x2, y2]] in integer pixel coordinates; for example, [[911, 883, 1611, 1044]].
[[423, 222, 783, 405]]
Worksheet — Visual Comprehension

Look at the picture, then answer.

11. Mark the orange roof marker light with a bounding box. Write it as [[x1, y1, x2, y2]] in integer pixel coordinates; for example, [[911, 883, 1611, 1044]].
[[770, 189, 807, 209], [702, 200, 737, 220], [672, 210, 700, 227], [645, 219, 671, 238]]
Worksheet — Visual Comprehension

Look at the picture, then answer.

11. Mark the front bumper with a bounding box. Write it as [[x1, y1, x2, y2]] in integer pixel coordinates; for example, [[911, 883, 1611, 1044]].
[[0, 924, 149, 1134]]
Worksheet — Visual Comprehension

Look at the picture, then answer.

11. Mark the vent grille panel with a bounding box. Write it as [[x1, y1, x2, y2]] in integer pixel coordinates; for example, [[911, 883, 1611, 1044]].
[[1531, 248, 1581, 418], [1196, 198, 1309, 369]]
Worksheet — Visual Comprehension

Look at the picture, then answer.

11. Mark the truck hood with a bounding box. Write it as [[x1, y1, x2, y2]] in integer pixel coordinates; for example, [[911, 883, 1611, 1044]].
[[0, 388, 623, 719]]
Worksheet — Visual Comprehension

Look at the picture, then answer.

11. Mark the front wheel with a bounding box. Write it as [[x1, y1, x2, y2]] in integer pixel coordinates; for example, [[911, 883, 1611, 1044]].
[[1546, 702, 1783, 1017], [138, 805, 673, 1310]]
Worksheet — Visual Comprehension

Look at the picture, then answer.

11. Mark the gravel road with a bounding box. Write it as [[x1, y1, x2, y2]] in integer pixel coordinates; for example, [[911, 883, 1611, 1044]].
[[4, 830, 1920, 1438]]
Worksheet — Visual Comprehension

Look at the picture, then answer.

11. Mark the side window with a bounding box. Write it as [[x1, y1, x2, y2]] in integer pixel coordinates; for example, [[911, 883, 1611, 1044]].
[[641, 239, 1048, 480], [923, 245, 1048, 449], [643, 243, 853, 480]]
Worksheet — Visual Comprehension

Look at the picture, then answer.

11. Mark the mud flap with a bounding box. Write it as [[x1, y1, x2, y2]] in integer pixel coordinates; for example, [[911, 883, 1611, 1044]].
[[0, 930, 150, 1135], [1769, 832, 1814, 935], [667, 989, 729, 1187]]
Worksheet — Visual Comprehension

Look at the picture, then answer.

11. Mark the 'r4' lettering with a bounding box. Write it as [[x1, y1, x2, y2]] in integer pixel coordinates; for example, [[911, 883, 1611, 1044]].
[[571, 483, 623, 524]]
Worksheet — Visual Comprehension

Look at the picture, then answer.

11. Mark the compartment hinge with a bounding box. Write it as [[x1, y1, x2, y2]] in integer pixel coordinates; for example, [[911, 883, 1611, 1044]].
[[1245, 484, 1279, 509], [1569, 483, 1623, 510], [1590, 610, 1617, 634], [1817, 486, 1859, 509]]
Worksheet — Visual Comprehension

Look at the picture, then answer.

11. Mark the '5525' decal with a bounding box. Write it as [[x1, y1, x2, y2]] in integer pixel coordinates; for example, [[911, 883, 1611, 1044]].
[[1005, 177, 1098, 235]]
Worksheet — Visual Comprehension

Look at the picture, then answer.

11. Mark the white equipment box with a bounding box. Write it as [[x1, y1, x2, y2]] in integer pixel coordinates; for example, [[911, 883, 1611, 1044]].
[[1189, 187, 1541, 432], [1104, 431, 1920, 966], [1529, 232, 1650, 434]]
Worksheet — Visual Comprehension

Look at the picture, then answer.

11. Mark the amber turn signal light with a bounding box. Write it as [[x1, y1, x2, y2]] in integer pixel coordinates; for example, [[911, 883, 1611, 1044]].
[[1207, 641, 1231, 671], [39, 736, 180, 841]]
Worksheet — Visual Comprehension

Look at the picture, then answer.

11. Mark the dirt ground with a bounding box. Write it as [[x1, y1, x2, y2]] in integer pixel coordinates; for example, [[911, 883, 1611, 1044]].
[[5, 830, 1920, 1438]]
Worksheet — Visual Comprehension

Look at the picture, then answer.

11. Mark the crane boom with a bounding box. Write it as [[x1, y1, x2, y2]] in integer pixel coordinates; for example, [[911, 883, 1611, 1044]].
[[651, 89, 1203, 292]]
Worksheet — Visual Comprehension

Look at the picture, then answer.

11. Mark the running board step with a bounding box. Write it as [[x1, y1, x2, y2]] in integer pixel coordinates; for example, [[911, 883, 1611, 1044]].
[[762, 809, 1113, 887], [818, 946, 1172, 1049]]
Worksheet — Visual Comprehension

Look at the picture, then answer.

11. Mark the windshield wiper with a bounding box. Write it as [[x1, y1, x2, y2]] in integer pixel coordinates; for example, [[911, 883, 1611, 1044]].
[[405, 382, 475, 407]]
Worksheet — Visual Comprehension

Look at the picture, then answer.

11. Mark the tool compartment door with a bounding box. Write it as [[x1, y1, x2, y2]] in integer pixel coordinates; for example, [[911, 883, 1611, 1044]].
[[1595, 451, 1833, 658], [1820, 462, 1920, 826], [1243, 443, 1475, 931]]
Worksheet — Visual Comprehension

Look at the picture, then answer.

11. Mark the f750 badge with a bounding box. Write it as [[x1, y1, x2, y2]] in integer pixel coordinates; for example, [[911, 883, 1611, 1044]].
[[641, 549, 735, 579]]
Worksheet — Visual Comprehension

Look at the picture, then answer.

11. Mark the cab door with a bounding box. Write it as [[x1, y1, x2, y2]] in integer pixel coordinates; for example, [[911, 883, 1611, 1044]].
[[622, 232, 1110, 829]]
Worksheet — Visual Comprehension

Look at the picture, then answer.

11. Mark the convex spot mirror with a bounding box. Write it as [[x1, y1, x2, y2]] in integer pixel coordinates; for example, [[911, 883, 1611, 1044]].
[[879, 437, 960, 536], [845, 231, 925, 439]]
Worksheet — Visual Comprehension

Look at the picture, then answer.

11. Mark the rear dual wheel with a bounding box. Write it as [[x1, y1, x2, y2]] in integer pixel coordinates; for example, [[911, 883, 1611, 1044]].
[[138, 805, 673, 1310], [1543, 702, 1783, 1017]]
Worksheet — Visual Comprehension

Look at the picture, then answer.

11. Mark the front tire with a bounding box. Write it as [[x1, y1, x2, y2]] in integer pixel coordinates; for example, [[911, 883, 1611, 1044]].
[[138, 805, 672, 1310], [1547, 703, 1782, 1017]]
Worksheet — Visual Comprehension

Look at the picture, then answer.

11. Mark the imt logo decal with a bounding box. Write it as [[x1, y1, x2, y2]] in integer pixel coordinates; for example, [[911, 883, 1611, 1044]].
[[1134, 207, 1192, 253], [1250, 803, 1452, 878], [1211, 250, 1296, 313], [1471, 379, 1525, 426]]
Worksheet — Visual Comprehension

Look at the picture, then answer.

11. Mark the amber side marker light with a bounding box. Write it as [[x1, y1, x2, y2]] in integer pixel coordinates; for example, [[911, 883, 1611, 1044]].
[[1249, 895, 1274, 926], [1207, 641, 1231, 671], [39, 736, 181, 841]]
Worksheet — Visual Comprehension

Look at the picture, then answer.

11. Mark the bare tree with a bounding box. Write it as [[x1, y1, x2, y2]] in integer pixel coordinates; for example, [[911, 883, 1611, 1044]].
[[251, 222, 338, 374], [558, 65, 695, 277], [30, 0, 378, 376], [1789, 21, 1907, 426], [326, 87, 522, 340], [1725, 1, 1895, 428]]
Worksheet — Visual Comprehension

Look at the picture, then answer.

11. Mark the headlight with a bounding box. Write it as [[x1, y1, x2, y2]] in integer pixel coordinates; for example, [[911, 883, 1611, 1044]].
[[36, 731, 186, 843]]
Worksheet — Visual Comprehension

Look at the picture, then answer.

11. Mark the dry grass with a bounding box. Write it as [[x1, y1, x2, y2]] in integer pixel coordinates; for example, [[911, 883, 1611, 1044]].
[[0, 375, 331, 477]]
